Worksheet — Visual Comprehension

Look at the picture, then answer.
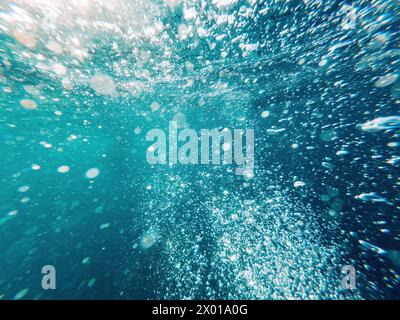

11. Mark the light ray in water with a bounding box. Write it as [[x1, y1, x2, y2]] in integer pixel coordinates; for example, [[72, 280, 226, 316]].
[[0, 0, 399, 300]]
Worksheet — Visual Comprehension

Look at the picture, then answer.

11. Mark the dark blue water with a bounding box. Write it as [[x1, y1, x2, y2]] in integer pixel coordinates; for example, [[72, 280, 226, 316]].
[[0, 0, 399, 300]]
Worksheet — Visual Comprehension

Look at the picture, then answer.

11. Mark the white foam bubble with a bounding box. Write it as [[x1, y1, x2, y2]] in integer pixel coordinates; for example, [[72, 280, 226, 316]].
[[150, 102, 160, 111], [46, 40, 63, 54], [58, 165, 70, 173], [20, 99, 37, 110], [374, 73, 398, 88], [261, 110, 270, 118], [90, 73, 116, 95], [86, 168, 100, 179], [13, 31, 36, 49], [359, 116, 400, 132], [294, 181, 305, 187]]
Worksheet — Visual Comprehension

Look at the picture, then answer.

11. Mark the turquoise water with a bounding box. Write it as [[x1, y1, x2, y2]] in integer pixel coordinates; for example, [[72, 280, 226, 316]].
[[0, 0, 400, 300]]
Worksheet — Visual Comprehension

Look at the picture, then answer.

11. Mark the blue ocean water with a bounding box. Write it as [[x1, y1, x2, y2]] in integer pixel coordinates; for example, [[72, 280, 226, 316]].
[[0, 0, 399, 300]]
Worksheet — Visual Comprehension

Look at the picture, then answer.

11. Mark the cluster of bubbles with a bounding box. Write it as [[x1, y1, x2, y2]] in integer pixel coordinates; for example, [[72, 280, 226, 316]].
[[0, 0, 399, 299]]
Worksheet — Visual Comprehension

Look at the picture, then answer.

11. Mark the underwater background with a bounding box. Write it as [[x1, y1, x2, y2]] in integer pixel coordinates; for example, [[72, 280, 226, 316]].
[[0, 0, 400, 300]]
